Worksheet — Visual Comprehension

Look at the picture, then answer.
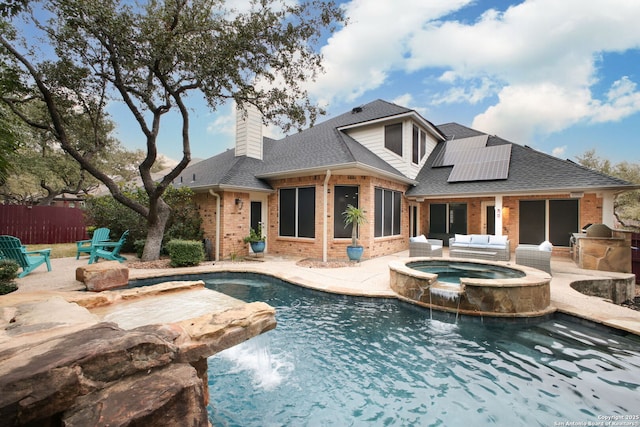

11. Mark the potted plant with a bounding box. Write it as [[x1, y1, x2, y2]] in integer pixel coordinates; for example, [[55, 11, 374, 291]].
[[243, 223, 266, 254], [342, 204, 367, 261]]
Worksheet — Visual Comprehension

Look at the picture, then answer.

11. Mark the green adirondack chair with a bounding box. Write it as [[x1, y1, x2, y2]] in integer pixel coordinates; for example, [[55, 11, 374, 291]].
[[76, 227, 111, 259], [89, 230, 129, 264], [0, 235, 52, 278]]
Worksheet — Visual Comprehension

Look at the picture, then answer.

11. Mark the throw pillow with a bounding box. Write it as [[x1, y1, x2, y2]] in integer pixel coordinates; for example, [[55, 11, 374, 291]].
[[489, 235, 508, 245], [538, 241, 553, 251], [455, 234, 471, 244]]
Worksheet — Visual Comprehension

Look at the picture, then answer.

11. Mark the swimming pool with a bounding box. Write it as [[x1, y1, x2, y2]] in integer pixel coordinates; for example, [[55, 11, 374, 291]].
[[193, 272, 640, 426]]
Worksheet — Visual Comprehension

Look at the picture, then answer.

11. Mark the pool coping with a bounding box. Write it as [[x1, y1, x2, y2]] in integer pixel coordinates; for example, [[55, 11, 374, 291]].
[[8, 250, 640, 336]]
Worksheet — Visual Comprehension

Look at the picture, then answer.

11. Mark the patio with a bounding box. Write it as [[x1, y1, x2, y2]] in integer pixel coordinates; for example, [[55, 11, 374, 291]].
[[7, 249, 640, 336]]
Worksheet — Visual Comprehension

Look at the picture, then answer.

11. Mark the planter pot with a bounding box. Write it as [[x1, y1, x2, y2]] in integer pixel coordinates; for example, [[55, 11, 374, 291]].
[[250, 241, 265, 253], [346, 245, 364, 262]]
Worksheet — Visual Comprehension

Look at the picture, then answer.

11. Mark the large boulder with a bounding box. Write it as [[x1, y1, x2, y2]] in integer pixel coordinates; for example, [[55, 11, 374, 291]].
[[62, 363, 208, 427], [0, 323, 208, 426], [0, 283, 277, 426], [76, 261, 129, 291]]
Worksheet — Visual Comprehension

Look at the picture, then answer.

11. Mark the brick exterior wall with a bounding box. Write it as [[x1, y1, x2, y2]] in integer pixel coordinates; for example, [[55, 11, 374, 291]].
[[422, 193, 605, 257], [197, 182, 606, 260], [195, 174, 412, 260], [194, 191, 255, 260], [265, 175, 410, 260]]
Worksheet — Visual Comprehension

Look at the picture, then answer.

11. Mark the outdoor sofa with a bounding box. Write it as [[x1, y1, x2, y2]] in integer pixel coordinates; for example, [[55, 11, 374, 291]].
[[515, 241, 553, 274], [409, 235, 443, 257], [448, 234, 510, 261]]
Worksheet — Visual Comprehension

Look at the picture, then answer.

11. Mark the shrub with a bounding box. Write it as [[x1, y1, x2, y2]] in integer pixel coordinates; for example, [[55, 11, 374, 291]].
[[166, 239, 204, 267], [83, 186, 147, 252], [0, 260, 19, 295], [134, 240, 146, 259], [83, 185, 203, 253], [163, 187, 204, 244]]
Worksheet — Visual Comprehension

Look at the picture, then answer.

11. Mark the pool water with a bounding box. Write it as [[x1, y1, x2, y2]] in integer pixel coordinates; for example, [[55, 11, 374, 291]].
[[150, 273, 640, 426], [408, 260, 526, 284]]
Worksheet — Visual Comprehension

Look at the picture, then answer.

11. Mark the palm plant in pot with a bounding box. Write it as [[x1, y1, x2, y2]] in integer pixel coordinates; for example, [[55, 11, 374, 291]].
[[243, 223, 266, 254], [342, 204, 367, 261]]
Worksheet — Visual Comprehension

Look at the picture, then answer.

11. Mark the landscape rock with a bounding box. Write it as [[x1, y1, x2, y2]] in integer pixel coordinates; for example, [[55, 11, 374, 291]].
[[0, 284, 277, 426], [0, 323, 179, 426], [62, 363, 208, 427], [0, 296, 99, 352], [76, 261, 129, 291]]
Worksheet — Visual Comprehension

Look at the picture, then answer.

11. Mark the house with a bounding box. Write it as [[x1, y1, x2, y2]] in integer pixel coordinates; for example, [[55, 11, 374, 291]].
[[174, 99, 638, 262]]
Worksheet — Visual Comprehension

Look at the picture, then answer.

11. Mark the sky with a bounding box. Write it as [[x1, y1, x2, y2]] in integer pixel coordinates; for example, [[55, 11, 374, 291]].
[[107, 0, 640, 165]]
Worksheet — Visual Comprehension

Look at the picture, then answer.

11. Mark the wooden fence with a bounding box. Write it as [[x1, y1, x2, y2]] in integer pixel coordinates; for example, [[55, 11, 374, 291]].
[[0, 205, 88, 244]]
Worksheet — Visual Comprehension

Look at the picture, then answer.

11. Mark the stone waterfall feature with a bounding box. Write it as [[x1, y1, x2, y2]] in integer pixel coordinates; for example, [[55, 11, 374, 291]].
[[0, 281, 276, 426]]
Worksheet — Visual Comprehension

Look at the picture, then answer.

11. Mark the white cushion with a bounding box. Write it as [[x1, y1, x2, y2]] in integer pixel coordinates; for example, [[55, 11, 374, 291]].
[[455, 234, 471, 244], [470, 234, 490, 245], [410, 235, 428, 243], [538, 240, 553, 251], [489, 235, 508, 246]]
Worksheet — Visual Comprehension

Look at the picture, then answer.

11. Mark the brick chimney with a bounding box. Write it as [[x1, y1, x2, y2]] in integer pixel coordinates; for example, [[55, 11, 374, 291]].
[[235, 104, 263, 160]]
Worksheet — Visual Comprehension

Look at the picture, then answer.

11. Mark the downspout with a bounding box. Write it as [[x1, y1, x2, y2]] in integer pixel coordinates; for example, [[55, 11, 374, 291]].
[[208, 189, 221, 261], [323, 170, 332, 263], [495, 195, 503, 236]]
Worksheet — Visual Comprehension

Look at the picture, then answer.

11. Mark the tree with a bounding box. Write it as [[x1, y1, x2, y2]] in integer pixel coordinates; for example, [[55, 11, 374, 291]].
[[576, 149, 640, 229], [0, 0, 344, 260], [0, 103, 21, 185], [83, 185, 203, 253], [0, 102, 149, 205]]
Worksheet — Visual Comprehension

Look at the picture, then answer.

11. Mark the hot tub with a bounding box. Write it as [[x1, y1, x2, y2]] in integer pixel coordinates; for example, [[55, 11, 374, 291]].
[[389, 258, 553, 317]]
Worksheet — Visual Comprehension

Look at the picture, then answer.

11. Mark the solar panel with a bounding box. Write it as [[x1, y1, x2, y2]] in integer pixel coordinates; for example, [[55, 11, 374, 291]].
[[447, 144, 512, 182], [432, 135, 488, 167]]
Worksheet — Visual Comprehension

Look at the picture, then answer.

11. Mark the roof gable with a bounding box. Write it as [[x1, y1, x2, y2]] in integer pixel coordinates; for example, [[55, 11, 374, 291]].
[[175, 99, 421, 189]]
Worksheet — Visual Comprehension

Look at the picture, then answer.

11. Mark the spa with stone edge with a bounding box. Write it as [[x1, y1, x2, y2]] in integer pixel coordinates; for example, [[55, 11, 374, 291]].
[[389, 258, 553, 317]]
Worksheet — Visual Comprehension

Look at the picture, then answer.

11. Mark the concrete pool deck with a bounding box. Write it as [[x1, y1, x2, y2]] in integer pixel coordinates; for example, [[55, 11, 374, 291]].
[[9, 250, 640, 336]]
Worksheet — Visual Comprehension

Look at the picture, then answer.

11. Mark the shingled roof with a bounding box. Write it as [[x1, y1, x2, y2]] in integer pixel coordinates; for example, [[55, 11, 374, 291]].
[[175, 101, 636, 195], [175, 100, 426, 190], [407, 123, 636, 197]]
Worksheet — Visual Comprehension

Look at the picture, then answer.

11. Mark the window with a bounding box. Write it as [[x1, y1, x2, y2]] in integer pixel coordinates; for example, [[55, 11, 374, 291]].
[[519, 200, 545, 244], [374, 188, 402, 237], [412, 125, 427, 164], [334, 186, 359, 238], [519, 199, 578, 246], [429, 203, 467, 236], [385, 123, 403, 156], [549, 200, 579, 246], [279, 187, 316, 238]]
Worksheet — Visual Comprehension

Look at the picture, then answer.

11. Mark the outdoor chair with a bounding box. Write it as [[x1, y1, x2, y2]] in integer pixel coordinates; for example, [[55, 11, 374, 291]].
[[515, 242, 552, 274], [409, 236, 443, 257], [89, 230, 129, 264], [0, 235, 52, 278], [76, 227, 111, 259]]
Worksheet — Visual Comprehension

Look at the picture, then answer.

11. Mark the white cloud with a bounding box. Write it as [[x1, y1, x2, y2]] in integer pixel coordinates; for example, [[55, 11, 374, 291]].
[[309, 0, 640, 144], [207, 109, 235, 136], [308, 0, 472, 105], [432, 77, 496, 105], [552, 146, 567, 158], [591, 76, 640, 123], [425, 0, 640, 142], [472, 83, 593, 142]]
